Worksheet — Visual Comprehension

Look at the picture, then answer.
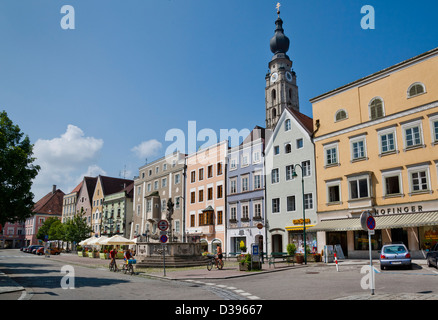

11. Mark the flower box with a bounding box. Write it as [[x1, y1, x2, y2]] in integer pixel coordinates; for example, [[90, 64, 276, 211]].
[[99, 253, 109, 259], [78, 251, 85, 257]]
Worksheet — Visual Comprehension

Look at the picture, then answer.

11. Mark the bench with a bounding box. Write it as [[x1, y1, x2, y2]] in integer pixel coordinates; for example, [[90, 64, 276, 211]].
[[268, 252, 294, 268]]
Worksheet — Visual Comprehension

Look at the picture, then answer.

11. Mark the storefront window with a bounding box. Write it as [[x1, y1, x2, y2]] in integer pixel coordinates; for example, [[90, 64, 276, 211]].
[[420, 226, 438, 250], [288, 231, 317, 253], [354, 230, 382, 250]]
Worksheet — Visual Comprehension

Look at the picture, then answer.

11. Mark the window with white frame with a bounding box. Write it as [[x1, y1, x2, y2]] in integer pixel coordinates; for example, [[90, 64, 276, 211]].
[[304, 193, 313, 210], [287, 196, 296, 212], [402, 120, 424, 149], [348, 174, 371, 200], [429, 114, 438, 144], [253, 151, 261, 163], [174, 174, 180, 184], [369, 97, 385, 120], [324, 142, 339, 166], [408, 165, 430, 193], [326, 180, 341, 204], [378, 127, 397, 155], [230, 178, 237, 194], [242, 154, 249, 167], [296, 138, 303, 149], [381, 169, 403, 197], [272, 198, 280, 213], [230, 158, 237, 170], [274, 146, 280, 155], [335, 109, 348, 122], [230, 206, 237, 221], [242, 204, 249, 220], [271, 168, 279, 184], [302, 160, 311, 177], [407, 82, 426, 98], [285, 165, 294, 181], [254, 172, 262, 189], [285, 119, 291, 131], [254, 202, 262, 218], [350, 135, 367, 161], [241, 175, 249, 192]]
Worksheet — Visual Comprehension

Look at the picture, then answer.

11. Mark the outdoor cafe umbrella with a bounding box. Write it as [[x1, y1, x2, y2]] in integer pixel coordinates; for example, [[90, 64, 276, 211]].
[[99, 235, 135, 245], [87, 236, 109, 246], [79, 236, 95, 246]]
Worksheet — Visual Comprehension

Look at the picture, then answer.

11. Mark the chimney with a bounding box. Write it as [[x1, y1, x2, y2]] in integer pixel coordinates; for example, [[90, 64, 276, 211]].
[[52, 185, 56, 194]]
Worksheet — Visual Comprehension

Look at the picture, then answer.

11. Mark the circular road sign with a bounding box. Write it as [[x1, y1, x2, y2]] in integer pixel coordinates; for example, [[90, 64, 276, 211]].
[[158, 220, 169, 231], [160, 234, 168, 243], [366, 215, 376, 231]]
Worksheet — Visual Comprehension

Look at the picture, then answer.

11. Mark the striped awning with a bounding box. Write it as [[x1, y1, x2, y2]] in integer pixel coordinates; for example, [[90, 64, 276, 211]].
[[307, 211, 438, 232]]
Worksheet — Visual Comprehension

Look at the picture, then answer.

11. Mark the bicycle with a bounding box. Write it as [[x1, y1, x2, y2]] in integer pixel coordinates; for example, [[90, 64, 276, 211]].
[[206, 255, 224, 271], [121, 259, 136, 275], [109, 259, 119, 272]]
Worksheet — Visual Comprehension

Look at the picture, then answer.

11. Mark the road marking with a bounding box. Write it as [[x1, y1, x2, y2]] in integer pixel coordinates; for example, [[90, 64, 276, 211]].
[[183, 280, 260, 300]]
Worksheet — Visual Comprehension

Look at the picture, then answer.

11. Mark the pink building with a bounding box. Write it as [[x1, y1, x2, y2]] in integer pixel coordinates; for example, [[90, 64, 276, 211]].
[[185, 140, 228, 254], [0, 221, 25, 249], [25, 185, 65, 246]]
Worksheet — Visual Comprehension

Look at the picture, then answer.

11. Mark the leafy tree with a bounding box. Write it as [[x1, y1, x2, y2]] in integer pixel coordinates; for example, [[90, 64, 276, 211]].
[[64, 209, 92, 245], [36, 217, 60, 241], [0, 111, 40, 225]]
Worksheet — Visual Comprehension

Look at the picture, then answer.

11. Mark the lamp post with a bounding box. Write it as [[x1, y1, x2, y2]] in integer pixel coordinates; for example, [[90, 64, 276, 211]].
[[292, 164, 307, 265]]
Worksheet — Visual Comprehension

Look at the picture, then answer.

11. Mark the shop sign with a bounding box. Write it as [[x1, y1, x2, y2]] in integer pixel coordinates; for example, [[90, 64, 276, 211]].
[[293, 219, 311, 225], [373, 205, 423, 216]]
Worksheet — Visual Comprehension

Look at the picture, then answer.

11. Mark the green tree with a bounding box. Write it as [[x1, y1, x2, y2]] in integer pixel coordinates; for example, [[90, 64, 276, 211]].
[[0, 111, 40, 225], [64, 209, 92, 246], [36, 217, 60, 241]]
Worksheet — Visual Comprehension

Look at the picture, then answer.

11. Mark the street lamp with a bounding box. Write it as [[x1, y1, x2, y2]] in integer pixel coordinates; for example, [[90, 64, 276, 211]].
[[292, 164, 307, 265]]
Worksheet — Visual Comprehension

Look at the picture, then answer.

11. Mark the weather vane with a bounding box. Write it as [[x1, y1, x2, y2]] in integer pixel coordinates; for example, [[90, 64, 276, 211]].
[[276, 2, 281, 16]]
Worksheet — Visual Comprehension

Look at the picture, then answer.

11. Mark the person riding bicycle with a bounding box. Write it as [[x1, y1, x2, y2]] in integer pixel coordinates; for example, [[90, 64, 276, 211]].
[[124, 249, 133, 264], [216, 245, 223, 268], [109, 248, 118, 271]]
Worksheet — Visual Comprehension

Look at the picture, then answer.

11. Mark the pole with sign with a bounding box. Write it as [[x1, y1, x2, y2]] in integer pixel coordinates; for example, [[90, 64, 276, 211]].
[[360, 211, 376, 295], [158, 220, 169, 276]]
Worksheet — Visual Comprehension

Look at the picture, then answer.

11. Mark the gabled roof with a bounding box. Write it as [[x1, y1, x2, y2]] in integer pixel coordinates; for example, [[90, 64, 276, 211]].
[[286, 107, 314, 133], [84, 176, 98, 200], [33, 189, 65, 215], [71, 181, 83, 194], [99, 176, 134, 197]]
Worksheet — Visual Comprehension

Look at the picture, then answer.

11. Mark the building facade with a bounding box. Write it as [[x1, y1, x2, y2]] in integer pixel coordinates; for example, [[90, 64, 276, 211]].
[[132, 152, 186, 242], [61, 181, 82, 223], [101, 182, 134, 238], [226, 127, 269, 255], [310, 48, 438, 258], [24, 185, 65, 246], [185, 141, 228, 253], [76, 176, 97, 228], [0, 221, 25, 249], [265, 108, 317, 254]]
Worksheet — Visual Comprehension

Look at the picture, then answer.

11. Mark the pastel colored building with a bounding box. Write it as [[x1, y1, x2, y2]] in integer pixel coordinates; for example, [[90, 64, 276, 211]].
[[185, 140, 228, 253], [76, 176, 98, 227], [62, 181, 82, 223], [0, 221, 25, 249], [226, 126, 269, 255], [25, 185, 65, 246], [310, 47, 438, 258]]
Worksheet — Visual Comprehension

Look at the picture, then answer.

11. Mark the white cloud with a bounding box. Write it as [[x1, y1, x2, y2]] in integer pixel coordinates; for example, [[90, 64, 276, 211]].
[[131, 139, 162, 159], [32, 125, 104, 200]]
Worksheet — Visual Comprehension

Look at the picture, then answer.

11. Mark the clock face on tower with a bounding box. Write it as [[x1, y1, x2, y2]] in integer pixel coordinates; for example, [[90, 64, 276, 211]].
[[286, 71, 293, 82], [270, 72, 278, 83]]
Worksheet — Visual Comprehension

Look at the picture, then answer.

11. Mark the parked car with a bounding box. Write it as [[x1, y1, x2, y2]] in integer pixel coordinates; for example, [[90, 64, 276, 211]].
[[380, 243, 412, 270], [20, 246, 29, 252], [31, 245, 44, 254], [36, 247, 61, 255], [426, 243, 438, 269], [25, 245, 41, 253]]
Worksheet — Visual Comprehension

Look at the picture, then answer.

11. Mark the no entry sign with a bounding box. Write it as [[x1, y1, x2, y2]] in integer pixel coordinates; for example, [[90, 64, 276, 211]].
[[366, 215, 376, 230], [160, 234, 168, 243]]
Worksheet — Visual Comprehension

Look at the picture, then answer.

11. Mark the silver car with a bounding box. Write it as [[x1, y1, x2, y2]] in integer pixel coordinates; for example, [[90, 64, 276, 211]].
[[380, 243, 412, 270]]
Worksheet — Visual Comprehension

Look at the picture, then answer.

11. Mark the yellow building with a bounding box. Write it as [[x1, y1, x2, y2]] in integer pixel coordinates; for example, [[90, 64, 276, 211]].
[[310, 48, 438, 258]]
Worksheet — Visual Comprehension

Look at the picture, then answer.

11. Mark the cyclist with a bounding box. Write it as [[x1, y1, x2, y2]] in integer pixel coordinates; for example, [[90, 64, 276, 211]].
[[109, 248, 118, 271], [216, 245, 223, 269]]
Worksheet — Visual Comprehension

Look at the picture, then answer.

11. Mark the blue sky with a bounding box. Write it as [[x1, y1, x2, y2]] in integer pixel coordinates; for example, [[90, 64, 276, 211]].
[[1, 0, 437, 200]]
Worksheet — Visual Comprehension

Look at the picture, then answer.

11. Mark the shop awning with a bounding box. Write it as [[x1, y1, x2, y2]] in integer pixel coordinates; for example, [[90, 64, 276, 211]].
[[285, 225, 315, 231], [307, 211, 438, 232]]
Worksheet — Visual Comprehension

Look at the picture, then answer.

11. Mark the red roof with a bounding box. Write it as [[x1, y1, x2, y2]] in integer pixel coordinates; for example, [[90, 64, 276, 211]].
[[286, 107, 314, 133], [33, 189, 65, 216]]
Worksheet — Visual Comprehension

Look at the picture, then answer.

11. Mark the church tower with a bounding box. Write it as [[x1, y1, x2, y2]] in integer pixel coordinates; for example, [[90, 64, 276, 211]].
[[265, 5, 299, 130]]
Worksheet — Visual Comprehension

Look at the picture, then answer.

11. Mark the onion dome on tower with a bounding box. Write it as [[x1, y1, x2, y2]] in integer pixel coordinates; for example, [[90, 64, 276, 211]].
[[269, 7, 290, 60]]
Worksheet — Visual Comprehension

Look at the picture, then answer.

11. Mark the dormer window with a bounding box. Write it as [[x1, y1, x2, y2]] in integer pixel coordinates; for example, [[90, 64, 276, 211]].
[[407, 82, 426, 98]]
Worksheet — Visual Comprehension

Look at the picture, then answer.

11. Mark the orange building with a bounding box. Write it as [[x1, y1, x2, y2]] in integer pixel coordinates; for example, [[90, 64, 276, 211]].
[[310, 48, 438, 258]]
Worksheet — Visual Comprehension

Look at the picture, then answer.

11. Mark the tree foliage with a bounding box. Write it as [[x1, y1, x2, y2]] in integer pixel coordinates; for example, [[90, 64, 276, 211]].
[[0, 111, 40, 225], [64, 209, 93, 244]]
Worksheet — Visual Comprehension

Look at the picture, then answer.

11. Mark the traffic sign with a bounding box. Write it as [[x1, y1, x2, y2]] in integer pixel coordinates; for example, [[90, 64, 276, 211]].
[[158, 220, 169, 231], [366, 215, 376, 230], [160, 234, 168, 243], [360, 211, 373, 231]]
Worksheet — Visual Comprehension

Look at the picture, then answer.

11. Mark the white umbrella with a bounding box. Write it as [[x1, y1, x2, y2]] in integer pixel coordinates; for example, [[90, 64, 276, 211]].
[[100, 235, 136, 245], [79, 237, 95, 246], [87, 236, 109, 246]]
